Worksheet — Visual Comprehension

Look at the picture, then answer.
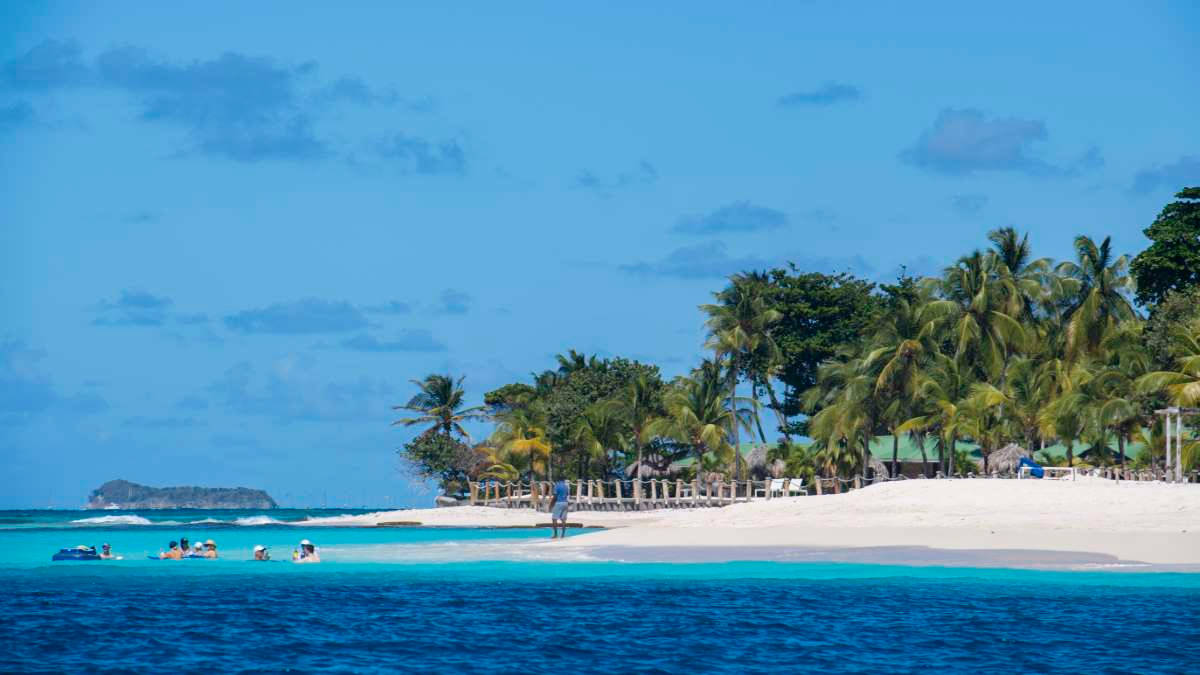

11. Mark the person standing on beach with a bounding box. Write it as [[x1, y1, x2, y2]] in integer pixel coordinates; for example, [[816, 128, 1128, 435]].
[[549, 478, 570, 539]]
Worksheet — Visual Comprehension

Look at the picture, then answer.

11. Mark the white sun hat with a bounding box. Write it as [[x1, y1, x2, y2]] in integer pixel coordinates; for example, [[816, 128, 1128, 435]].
[[299, 539, 312, 546], [194, 542, 203, 549], [253, 545, 266, 552]]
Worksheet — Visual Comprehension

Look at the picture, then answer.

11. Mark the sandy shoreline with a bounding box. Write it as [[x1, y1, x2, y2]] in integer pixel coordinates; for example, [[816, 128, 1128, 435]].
[[316, 479, 1200, 568]]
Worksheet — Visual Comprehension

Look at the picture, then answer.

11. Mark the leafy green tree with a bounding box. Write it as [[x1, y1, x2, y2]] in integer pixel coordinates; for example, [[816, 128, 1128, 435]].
[[761, 267, 880, 432], [393, 374, 487, 439], [397, 431, 484, 495], [1131, 187, 1200, 308]]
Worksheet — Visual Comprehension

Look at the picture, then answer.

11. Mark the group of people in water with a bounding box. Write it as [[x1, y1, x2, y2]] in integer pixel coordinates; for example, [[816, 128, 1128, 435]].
[[158, 536, 219, 559], [83, 536, 321, 562]]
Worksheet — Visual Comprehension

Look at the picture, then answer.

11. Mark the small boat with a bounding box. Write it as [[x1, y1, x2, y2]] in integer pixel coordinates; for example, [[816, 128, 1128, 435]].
[[52, 546, 101, 561]]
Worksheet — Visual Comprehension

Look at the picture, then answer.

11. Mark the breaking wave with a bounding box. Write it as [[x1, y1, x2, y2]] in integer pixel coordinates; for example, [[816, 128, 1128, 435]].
[[71, 515, 155, 526]]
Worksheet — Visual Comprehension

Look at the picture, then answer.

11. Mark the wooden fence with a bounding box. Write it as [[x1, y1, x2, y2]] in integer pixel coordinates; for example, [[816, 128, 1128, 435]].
[[467, 468, 1198, 511]]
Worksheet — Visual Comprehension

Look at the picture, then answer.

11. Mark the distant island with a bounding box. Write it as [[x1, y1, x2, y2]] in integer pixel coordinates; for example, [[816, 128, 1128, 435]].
[[86, 479, 278, 509]]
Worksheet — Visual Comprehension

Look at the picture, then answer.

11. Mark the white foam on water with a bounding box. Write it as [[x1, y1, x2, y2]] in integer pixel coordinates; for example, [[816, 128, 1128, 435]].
[[70, 515, 154, 526], [232, 515, 288, 526], [185, 518, 227, 525]]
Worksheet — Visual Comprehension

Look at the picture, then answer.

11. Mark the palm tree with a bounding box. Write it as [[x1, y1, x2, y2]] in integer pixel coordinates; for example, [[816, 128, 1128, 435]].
[[900, 353, 973, 475], [928, 250, 1027, 382], [988, 226, 1051, 322], [1137, 319, 1200, 407], [617, 373, 662, 500], [702, 274, 781, 481], [651, 363, 753, 483], [393, 374, 487, 440], [556, 349, 602, 376], [490, 404, 552, 480], [1057, 235, 1136, 360], [571, 401, 628, 480], [863, 290, 945, 476]]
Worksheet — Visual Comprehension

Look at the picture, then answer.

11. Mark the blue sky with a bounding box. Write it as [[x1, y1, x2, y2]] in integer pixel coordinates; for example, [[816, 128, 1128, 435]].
[[2, 1, 1198, 508]]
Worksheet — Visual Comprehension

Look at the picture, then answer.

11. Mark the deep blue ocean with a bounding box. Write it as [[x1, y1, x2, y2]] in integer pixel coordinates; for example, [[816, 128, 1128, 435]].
[[2, 509, 1198, 673]]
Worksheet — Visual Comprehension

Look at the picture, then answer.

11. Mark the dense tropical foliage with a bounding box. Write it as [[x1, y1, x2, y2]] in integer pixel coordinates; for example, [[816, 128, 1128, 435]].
[[399, 188, 1200, 494]]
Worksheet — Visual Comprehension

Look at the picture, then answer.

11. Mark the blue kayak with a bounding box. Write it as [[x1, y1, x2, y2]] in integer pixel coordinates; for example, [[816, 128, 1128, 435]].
[[52, 547, 101, 561]]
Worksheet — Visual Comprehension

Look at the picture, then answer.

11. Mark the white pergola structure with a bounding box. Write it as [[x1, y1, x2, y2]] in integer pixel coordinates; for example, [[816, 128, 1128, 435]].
[[1155, 407, 1197, 483]]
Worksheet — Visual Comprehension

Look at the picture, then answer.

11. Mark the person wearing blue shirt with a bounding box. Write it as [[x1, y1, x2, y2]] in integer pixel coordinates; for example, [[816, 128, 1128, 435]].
[[549, 479, 570, 539]]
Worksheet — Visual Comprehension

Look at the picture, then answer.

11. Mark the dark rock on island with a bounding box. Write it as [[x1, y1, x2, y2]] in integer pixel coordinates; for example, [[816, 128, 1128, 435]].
[[87, 479, 278, 509]]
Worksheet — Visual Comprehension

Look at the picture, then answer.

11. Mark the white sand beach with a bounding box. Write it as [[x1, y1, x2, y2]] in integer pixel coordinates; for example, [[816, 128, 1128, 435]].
[[323, 479, 1200, 567]]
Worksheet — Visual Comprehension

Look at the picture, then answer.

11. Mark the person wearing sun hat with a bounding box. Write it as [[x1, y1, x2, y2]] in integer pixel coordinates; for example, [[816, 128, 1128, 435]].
[[253, 545, 270, 561], [202, 539, 218, 559], [293, 539, 320, 563]]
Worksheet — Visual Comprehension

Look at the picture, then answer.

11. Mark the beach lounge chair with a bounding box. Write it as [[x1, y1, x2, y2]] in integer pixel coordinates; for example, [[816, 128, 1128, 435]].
[[755, 478, 787, 498], [784, 478, 808, 496]]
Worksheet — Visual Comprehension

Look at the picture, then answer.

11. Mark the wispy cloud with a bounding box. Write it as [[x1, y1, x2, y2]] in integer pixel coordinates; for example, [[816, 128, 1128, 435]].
[[673, 201, 788, 235], [431, 289, 471, 315], [372, 133, 466, 175], [0, 100, 35, 133], [122, 416, 206, 430], [950, 194, 988, 216], [338, 330, 446, 353], [1131, 155, 1200, 194], [0, 338, 108, 424], [621, 242, 878, 281], [777, 82, 862, 107], [573, 160, 657, 197], [93, 289, 173, 326], [620, 241, 772, 279], [205, 359, 394, 423], [901, 108, 1053, 176], [224, 299, 369, 335], [362, 301, 413, 315], [0, 39, 90, 90], [1, 39, 447, 165]]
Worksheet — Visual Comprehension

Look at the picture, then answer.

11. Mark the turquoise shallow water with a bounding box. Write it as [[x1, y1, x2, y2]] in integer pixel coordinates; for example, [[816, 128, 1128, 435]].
[[3, 510, 1198, 672]]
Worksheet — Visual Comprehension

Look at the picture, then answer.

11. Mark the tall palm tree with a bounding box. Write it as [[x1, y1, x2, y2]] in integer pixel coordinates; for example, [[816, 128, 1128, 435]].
[[617, 373, 662, 499], [928, 251, 1026, 382], [863, 291, 946, 476], [702, 274, 781, 481], [393, 374, 487, 440], [1057, 235, 1136, 360]]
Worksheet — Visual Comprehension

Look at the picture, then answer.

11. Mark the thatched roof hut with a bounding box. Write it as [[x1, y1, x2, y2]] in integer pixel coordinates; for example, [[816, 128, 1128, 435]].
[[987, 443, 1029, 473]]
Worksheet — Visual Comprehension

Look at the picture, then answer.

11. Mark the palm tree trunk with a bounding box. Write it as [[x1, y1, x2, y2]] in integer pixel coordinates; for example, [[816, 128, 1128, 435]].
[[634, 429, 643, 505], [948, 431, 957, 476], [762, 378, 791, 443], [917, 432, 929, 477], [1066, 440, 1074, 468], [730, 361, 742, 482], [891, 431, 899, 478], [751, 381, 768, 443], [1118, 433, 1126, 468]]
